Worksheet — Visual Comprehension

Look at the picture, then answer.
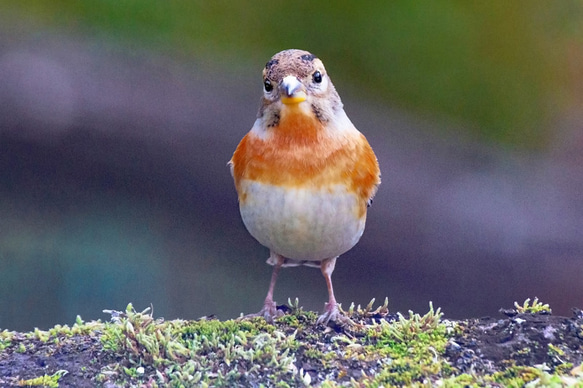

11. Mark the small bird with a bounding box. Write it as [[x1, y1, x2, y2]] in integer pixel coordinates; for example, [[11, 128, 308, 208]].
[[229, 49, 380, 324]]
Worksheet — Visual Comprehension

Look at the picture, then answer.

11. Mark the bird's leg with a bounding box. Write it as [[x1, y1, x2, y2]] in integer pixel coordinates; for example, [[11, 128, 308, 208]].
[[317, 257, 350, 325], [244, 252, 285, 322], [262, 254, 284, 316]]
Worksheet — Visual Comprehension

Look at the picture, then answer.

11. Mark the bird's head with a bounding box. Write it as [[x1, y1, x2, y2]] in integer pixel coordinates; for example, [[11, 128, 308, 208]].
[[258, 49, 342, 126]]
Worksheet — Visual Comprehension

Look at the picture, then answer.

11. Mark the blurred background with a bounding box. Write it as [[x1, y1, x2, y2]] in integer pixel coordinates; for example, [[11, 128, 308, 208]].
[[1, 2, 582, 331]]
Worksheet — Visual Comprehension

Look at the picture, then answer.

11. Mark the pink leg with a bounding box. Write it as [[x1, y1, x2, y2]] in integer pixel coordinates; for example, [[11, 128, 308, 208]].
[[317, 257, 349, 325], [322, 257, 338, 309], [244, 252, 285, 322]]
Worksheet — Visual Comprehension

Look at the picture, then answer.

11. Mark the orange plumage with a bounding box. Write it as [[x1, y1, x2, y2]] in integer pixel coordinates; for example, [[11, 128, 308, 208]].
[[229, 49, 380, 324]]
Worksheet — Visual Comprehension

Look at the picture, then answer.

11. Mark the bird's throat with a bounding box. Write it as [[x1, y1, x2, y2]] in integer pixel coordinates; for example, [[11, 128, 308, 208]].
[[276, 106, 323, 143]]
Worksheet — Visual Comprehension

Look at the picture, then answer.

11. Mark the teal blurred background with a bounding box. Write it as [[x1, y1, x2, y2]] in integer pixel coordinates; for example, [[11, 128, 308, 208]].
[[1, 2, 582, 330]]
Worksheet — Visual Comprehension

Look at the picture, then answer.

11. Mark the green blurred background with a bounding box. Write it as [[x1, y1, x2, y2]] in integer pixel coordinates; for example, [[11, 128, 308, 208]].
[[1, 1, 583, 330], [5, 1, 581, 147]]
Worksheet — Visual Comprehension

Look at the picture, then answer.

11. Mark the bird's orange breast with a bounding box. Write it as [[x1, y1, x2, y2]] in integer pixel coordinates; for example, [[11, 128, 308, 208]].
[[231, 109, 380, 217]]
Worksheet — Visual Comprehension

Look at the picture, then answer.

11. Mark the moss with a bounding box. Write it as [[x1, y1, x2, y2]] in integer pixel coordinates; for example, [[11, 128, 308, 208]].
[[0, 330, 14, 351], [96, 303, 304, 386], [514, 297, 552, 314], [17, 370, 68, 388], [2, 299, 583, 387], [347, 302, 453, 385], [489, 365, 542, 386]]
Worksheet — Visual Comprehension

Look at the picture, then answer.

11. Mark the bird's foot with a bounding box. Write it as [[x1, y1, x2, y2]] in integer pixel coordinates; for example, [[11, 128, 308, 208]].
[[240, 300, 284, 323], [317, 302, 353, 327]]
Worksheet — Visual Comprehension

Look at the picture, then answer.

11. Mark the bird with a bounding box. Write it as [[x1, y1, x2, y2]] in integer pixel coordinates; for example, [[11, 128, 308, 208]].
[[229, 49, 380, 324]]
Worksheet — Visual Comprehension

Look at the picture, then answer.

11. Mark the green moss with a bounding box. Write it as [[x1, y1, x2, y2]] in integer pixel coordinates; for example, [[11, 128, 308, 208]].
[[97, 303, 303, 386], [17, 370, 68, 388], [489, 365, 542, 386], [0, 330, 14, 351], [2, 299, 583, 387], [439, 365, 583, 387], [356, 302, 453, 385], [514, 298, 552, 314]]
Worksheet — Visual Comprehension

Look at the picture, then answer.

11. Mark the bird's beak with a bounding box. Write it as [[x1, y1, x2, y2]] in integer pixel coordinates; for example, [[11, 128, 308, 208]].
[[280, 75, 307, 105]]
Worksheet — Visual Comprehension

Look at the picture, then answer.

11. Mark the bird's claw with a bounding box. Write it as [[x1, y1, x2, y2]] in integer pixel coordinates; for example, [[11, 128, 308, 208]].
[[241, 300, 284, 323], [316, 302, 353, 327]]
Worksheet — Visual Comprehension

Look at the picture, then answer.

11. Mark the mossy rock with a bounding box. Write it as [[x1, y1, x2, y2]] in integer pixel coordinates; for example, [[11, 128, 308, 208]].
[[1, 299, 582, 387]]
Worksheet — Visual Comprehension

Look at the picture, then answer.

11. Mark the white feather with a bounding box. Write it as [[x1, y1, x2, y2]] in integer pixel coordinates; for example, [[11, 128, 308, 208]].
[[239, 181, 366, 261]]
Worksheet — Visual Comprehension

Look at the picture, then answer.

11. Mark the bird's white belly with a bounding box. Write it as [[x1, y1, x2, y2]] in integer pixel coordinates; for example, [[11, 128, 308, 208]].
[[239, 181, 366, 261]]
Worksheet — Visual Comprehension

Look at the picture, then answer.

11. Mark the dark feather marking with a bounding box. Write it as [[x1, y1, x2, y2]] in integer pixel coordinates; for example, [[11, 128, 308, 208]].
[[300, 53, 317, 62], [267, 111, 280, 127], [265, 58, 279, 69], [311, 103, 327, 122]]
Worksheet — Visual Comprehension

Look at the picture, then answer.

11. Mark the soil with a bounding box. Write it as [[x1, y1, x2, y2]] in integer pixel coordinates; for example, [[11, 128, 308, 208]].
[[447, 308, 583, 374], [0, 333, 116, 387], [1, 307, 582, 387]]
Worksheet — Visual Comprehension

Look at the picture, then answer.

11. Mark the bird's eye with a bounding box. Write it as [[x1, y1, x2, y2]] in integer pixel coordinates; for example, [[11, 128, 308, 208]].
[[312, 71, 322, 84], [264, 79, 273, 92]]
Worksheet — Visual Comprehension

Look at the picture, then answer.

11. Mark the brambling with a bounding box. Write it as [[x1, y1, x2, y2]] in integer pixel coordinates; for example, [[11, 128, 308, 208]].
[[229, 49, 380, 324]]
